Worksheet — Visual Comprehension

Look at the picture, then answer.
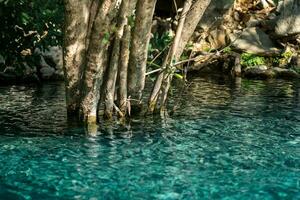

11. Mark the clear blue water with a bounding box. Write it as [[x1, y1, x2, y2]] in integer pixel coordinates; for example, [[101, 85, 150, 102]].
[[0, 77, 299, 200]]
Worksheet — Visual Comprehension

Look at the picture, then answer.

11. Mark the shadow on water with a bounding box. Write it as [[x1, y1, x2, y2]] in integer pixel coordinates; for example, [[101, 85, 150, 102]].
[[0, 77, 300, 137]]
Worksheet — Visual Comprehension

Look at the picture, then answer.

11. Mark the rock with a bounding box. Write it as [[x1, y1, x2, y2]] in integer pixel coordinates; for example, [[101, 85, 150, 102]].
[[207, 29, 227, 49], [275, 0, 300, 37], [231, 27, 280, 55], [34, 47, 43, 55], [256, 65, 268, 71], [273, 67, 300, 78], [44, 46, 63, 77], [40, 56, 50, 68], [244, 65, 275, 79], [22, 62, 37, 76], [246, 16, 262, 27], [244, 65, 300, 79], [40, 66, 55, 80], [199, 0, 234, 30], [276, 0, 284, 13], [43, 46, 63, 70], [291, 55, 300, 67], [291, 54, 300, 73], [35, 46, 63, 70], [259, 0, 275, 9]]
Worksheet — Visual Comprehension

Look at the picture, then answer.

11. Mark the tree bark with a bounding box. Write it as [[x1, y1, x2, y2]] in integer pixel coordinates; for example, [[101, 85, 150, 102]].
[[159, 0, 193, 112], [148, 0, 211, 113], [80, 0, 119, 123], [118, 25, 131, 114], [63, 0, 212, 123], [148, 0, 193, 113], [63, 0, 92, 117], [127, 0, 157, 111], [174, 0, 212, 61], [104, 0, 133, 119]]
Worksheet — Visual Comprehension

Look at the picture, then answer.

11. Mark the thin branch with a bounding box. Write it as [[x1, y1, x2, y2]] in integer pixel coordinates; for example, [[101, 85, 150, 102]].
[[146, 68, 162, 76]]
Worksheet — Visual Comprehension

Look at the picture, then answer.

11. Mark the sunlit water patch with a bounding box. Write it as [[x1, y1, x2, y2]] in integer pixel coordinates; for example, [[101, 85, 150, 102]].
[[0, 78, 299, 199]]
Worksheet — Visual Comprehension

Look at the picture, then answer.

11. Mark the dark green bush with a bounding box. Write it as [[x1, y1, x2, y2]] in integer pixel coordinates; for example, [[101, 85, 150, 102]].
[[0, 0, 63, 69]]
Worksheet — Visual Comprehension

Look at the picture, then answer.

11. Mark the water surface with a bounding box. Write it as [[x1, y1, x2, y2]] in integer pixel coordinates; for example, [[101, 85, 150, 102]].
[[0, 77, 299, 199]]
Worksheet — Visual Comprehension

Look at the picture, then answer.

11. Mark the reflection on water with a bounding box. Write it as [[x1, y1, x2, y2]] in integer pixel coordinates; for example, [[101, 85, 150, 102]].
[[0, 78, 299, 199], [0, 84, 68, 136]]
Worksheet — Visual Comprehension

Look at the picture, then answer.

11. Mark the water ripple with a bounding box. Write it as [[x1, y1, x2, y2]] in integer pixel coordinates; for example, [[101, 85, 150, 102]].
[[0, 79, 300, 199]]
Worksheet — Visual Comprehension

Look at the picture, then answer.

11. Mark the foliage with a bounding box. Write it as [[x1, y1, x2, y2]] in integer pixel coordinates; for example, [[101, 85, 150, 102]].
[[282, 51, 293, 60], [241, 53, 266, 67], [0, 0, 64, 70], [270, 51, 293, 67], [147, 31, 173, 73], [223, 46, 232, 54], [149, 31, 173, 55]]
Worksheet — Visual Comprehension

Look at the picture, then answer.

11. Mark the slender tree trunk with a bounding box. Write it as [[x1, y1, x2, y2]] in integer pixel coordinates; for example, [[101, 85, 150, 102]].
[[80, 0, 119, 123], [158, 0, 193, 112], [127, 0, 157, 112], [104, 0, 132, 119], [118, 25, 131, 114], [174, 0, 212, 61], [148, 0, 193, 113], [63, 0, 92, 117], [148, 0, 211, 113]]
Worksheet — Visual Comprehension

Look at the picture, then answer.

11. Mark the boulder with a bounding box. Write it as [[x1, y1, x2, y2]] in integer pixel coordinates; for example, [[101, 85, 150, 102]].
[[273, 67, 300, 78], [275, 0, 300, 37], [22, 62, 37, 76], [43, 46, 63, 72], [243, 65, 275, 79], [34, 46, 64, 81], [291, 55, 300, 67], [244, 65, 300, 79], [35, 46, 63, 71], [291, 55, 300, 74], [199, 0, 234, 30], [207, 29, 227, 49], [40, 65, 55, 80], [246, 16, 262, 27], [231, 27, 279, 55]]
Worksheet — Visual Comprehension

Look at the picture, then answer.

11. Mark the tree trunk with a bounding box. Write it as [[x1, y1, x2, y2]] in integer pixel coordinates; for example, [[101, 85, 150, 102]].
[[148, 0, 193, 113], [174, 0, 212, 61], [80, 0, 119, 123], [118, 25, 131, 115], [158, 0, 193, 112], [63, 0, 212, 124], [128, 0, 157, 112], [148, 0, 211, 113], [104, 0, 133, 119], [63, 0, 92, 117]]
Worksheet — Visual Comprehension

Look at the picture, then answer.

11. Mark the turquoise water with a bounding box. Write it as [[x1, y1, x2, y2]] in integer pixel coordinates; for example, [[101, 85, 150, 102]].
[[0, 77, 299, 199]]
